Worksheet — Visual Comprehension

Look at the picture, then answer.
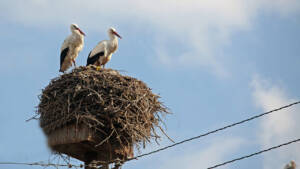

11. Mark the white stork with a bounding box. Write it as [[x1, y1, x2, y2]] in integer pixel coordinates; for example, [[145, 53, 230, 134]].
[[284, 161, 296, 169], [59, 23, 85, 72], [86, 27, 121, 70]]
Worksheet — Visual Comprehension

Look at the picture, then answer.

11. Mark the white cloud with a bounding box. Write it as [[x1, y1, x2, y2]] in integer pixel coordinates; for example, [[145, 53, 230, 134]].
[[251, 75, 300, 169], [1, 0, 300, 76], [157, 137, 245, 169]]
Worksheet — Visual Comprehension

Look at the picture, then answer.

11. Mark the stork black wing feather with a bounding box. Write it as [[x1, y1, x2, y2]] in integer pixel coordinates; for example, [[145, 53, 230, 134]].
[[60, 47, 69, 69], [86, 51, 104, 66]]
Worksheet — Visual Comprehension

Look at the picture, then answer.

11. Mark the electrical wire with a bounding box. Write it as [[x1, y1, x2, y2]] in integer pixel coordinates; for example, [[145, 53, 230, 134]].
[[125, 101, 300, 162], [208, 138, 300, 169]]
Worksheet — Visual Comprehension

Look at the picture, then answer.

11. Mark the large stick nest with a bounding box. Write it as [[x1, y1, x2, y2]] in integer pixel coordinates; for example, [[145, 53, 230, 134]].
[[38, 66, 170, 149]]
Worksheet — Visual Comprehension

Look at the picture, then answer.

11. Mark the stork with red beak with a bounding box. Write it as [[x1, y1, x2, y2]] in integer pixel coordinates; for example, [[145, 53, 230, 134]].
[[86, 27, 121, 70], [59, 23, 85, 72]]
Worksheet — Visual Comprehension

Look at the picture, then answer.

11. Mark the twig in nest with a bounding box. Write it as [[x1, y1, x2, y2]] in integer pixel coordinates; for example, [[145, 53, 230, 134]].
[[95, 130, 115, 147], [26, 114, 39, 122], [159, 126, 175, 143]]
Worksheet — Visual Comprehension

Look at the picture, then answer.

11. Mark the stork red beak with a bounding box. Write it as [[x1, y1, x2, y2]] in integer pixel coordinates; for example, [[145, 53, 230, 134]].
[[113, 31, 122, 39], [76, 28, 86, 36]]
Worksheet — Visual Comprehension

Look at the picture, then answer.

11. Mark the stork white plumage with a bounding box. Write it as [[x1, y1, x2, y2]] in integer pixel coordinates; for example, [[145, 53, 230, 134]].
[[86, 27, 121, 70], [59, 23, 85, 72], [284, 161, 297, 169]]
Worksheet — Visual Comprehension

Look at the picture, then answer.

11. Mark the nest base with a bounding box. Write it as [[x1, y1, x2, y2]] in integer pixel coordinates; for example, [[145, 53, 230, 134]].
[[48, 124, 133, 163]]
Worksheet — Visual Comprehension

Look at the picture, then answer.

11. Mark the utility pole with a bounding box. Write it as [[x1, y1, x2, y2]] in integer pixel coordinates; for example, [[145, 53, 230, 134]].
[[84, 152, 99, 169]]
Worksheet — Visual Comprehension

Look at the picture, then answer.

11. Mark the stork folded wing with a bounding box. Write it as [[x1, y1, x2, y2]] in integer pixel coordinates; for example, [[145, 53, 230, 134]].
[[60, 47, 69, 70], [86, 51, 105, 66]]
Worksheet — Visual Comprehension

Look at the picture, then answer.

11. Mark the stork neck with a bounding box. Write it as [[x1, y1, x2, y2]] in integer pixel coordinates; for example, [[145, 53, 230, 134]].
[[108, 36, 118, 53], [109, 36, 118, 45], [109, 33, 118, 40], [72, 30, 81, 37], [72, 31, 84, 40]]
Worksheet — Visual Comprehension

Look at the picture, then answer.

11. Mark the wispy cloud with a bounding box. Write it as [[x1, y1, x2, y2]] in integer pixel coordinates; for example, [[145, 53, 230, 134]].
[[1, 0, 299, 76], [251, 75, 300, 169]]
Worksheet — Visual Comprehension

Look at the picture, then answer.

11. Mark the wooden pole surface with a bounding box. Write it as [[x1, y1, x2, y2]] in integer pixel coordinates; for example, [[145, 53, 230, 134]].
[[85, 162, 97, 169], [84, 152, 98, 169]]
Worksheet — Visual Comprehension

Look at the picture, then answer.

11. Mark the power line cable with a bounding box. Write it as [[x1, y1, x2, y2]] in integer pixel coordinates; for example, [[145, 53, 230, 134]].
[[0, 161, 82, 168], [125, 101, 300, 162], [208, 138, 300, 169]]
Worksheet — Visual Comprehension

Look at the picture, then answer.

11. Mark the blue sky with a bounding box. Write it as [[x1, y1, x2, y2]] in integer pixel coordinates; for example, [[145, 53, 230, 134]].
[[0, 1, 300, 169]]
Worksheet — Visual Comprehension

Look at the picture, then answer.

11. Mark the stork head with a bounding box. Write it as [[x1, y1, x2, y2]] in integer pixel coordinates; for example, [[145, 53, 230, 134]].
[[108, 27, 122, 39], [70, 23, 85, 36]]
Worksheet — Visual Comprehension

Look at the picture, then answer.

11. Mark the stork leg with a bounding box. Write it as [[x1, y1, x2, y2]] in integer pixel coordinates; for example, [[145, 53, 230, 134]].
[[72, 58, 76, 67]]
